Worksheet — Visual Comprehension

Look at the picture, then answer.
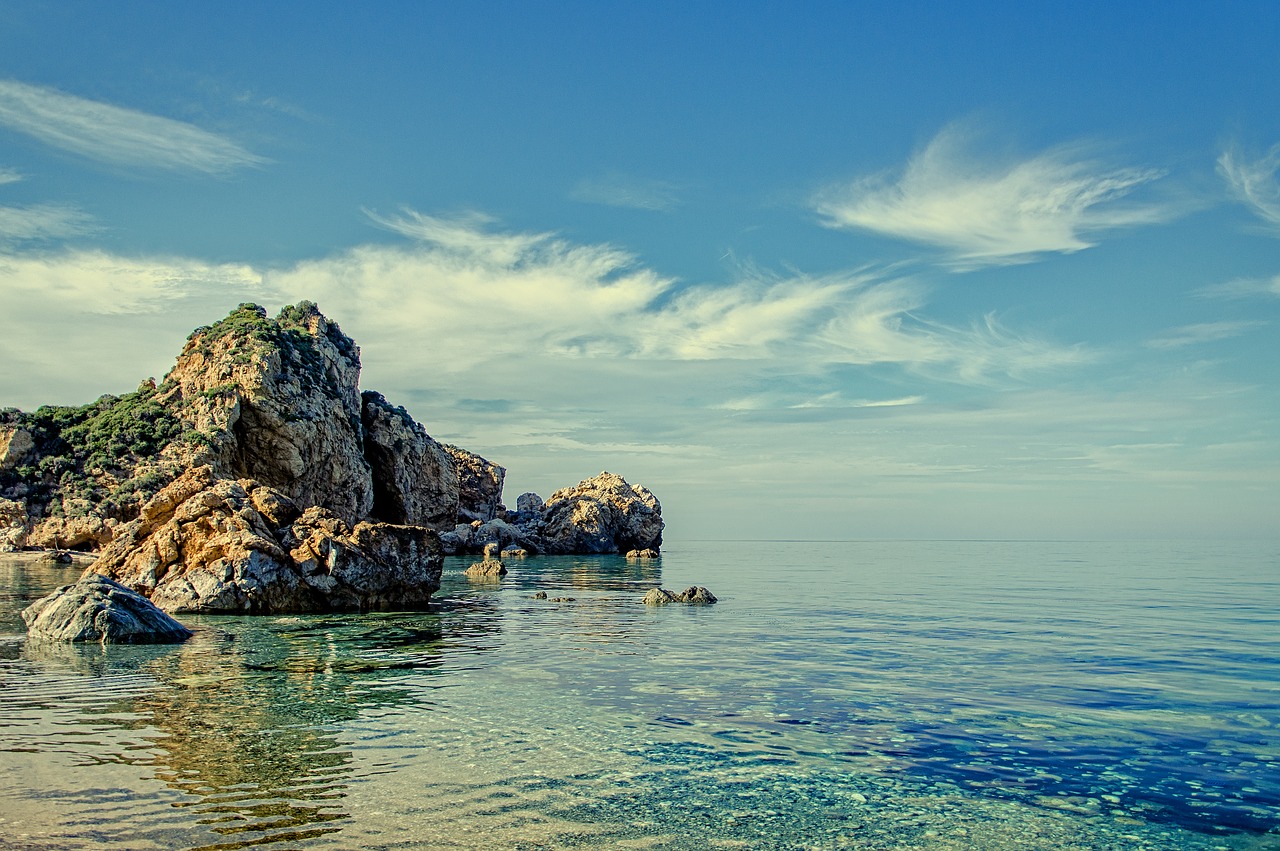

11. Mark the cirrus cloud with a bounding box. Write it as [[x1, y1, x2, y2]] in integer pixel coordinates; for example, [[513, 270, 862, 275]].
[[813, 123, 1172, 268], [0, 79, 266, 175]]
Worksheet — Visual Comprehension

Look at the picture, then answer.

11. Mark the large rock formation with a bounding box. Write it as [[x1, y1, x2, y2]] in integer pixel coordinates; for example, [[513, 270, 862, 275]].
[[537, 472, 664, 555], [23, 573, 193, 644], [86, 466, 442, 614], [0, 302, 666, 607]]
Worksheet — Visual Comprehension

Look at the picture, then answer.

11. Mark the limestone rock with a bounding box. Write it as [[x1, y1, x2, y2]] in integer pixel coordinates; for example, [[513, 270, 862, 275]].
[[642, 586, 717, 606], [27, 515, 117, 550], [0, 497, 27, 552], [22, 574, 193, 644], [0, 426, 35, 471], [626, 548, 660, 559], [540, 472, 664, 555], [447, 444, 506, 523], [464, 558, 507, 578], [86, 466, 442, 614], [159, 302, 374, 526], [361, 391, 459, 529]]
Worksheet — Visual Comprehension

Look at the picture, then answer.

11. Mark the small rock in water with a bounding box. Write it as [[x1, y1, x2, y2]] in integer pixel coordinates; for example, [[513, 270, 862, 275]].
[[549, 596, 576, 603], [642, 586, 717, 605], [626, 548, 660, 559], [22, 574, 193, 644], [465, 558, 507, 578], [501, 547, 529, 558], [531, 590, 548, 599]]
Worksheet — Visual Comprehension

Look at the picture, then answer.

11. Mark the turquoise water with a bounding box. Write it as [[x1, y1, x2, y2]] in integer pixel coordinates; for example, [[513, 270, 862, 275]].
[[0, 540, 1277, 850]]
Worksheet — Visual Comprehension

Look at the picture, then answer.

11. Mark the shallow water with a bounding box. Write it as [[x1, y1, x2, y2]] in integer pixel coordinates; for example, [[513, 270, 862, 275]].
[[1, 540, 1277, 849]]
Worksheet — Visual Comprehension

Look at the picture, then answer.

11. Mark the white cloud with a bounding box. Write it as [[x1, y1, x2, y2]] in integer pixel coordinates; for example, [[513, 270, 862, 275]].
[[1196, 274, 1280, 299], [0, 203, 95, 243], [1219, 143, 1280, 231], [570, 173, 683, 212], [1145, 320, 1265, 349], [813, 123, 1170, 268], [0, 79, 266, 175], [0, 167, 21, 185]]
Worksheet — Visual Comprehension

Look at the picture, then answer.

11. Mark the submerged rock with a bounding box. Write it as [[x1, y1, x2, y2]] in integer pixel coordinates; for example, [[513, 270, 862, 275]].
[[23, 574, 193, 644]]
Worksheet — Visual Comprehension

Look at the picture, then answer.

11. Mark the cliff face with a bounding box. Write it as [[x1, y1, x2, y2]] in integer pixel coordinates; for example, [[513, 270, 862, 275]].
[[2, 300, 664, 613]]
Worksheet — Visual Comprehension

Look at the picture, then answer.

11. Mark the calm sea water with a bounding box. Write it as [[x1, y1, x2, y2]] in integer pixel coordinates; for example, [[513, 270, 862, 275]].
[[0, 540, 1276, 850]]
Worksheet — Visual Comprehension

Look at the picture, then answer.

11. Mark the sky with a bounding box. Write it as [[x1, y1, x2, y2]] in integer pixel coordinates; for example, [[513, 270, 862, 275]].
[[1, 1, 1278, 541]]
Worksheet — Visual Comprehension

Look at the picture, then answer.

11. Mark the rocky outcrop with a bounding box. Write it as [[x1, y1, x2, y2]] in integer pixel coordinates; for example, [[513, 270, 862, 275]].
[[538, 472, 664, 555], [23, 574, 193, 644], [1, 302, 665, 570], [447, 444, 505, 523], [361, 391, 459, 529], [159, 302, 374, 526], [86, 466, 442, 614]]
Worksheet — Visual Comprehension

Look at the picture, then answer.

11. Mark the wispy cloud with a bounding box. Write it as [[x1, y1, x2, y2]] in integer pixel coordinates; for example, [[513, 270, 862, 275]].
[[0, 167, 21, 185], [1218, 142, 1280, 231], [813, 123, 1170, 268], [1196, 274, 1280, 299], [0, 79, 266, 175], [0, 203, 95, 243], [1145, 320, 1265, 349], [571, 172, 683, 212]]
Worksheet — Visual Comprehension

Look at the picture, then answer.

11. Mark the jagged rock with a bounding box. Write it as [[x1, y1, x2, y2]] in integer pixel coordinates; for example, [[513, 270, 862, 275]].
[[22, 574, 193, 644], [159, 302, 374, 526], [0, 497, 27, 552], [540, 472, 664, 555], [447, 444, 506, 523], [361, 391, 459, 529], [0, 426, 35, 471], [86, 466, 442, 613], [482, 542, 501, 559], [464, 558, 507, 578], [27, 515, 117, 550], [626, 548, 660, 559], [516, 492, 544, 513], [501, 547, 529, 558], [642, 586, 717, 606]]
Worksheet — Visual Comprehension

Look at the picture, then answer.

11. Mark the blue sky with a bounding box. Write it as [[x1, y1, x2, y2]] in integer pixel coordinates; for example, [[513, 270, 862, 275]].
[[1, 1, 1278, 540]]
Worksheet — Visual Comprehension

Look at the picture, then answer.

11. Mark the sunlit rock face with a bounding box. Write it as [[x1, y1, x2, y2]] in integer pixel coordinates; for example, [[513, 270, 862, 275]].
[[86, 466, 442, 614], [538, 472, 664, 555]]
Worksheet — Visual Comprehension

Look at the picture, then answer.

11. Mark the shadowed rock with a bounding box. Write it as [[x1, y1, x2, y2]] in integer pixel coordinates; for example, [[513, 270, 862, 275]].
[[23, 574, 193, 644], [642, 586, 717, 606]]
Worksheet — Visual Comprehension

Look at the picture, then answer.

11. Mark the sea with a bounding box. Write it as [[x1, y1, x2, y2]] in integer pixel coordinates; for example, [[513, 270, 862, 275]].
[[0, 539, 1276, 850]]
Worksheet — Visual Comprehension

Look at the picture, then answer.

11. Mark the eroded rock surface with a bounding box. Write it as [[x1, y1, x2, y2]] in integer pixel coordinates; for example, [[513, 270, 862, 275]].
[[23, 574, 193, 644], [539, 472, 664, 555], [361, 391, 459, 529], [86, 466, 442, 614]]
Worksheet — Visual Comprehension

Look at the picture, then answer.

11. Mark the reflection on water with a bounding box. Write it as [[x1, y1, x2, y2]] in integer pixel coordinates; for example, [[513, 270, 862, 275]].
[[1, 543, 1278, 850]]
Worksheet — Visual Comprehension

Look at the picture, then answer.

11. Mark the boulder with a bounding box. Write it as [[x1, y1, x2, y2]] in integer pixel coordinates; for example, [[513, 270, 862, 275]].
[[539, 472, 664, 555], [27, 514, 117, 550], [626, 548, 660, 559], [641, 587, 679, 606], [361, 391, 459, 529], [22, 574, 193, 644], [86, 466, 442, 614], [464, 558, 507, 579]]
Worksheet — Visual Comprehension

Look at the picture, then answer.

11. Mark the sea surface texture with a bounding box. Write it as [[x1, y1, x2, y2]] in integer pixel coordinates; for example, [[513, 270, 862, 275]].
[[1, 540, 1276, 850]]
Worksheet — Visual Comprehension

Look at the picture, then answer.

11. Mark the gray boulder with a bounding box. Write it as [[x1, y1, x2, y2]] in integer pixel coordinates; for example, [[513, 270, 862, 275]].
[[642, 586, 717, 606], [23, 574, 193, 644]]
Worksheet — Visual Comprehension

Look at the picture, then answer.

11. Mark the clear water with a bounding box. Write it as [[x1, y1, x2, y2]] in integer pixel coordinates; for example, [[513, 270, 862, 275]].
[[1, 540, 1277, 850]]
